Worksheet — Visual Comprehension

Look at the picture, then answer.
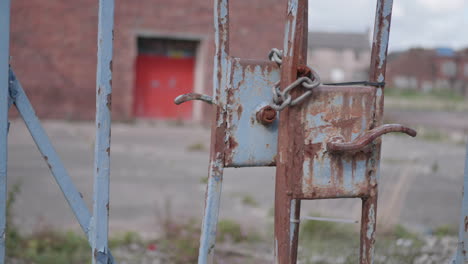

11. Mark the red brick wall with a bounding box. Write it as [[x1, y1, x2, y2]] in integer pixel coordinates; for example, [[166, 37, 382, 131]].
[[386, 49, 435, 91], [10, 0, 286, 121]]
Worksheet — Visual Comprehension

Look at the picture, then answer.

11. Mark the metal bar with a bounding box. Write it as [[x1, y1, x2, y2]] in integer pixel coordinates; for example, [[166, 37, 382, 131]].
[[0, 1, 11, 262], [360, 196, 378, 264], [274, 0, 308, 263], [289, 199, 301, 264], [92, 0, 114, 262], [455, 143, 468, 263], [197, 0, 229, 263], [9, 69, 92, 238], [360, 1, 394, 263], [369, 0, 393, 127], [369, 0, 393, 84], [301, 216, 359, 224]]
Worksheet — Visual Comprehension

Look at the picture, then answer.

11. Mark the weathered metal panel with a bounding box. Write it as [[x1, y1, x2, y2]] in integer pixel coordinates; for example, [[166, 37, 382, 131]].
[[225, 58, 280, 167], [455, 143, 468, 263], [0, 1, 11, 262], [92, 0, 115, 263], [296, 85, 375, 199]]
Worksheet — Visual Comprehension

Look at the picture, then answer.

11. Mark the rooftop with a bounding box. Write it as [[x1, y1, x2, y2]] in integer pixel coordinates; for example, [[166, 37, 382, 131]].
[[308, 31, 370, 52]]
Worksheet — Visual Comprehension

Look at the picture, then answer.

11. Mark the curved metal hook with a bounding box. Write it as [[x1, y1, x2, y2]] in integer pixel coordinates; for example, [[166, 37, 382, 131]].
[[327, 124, 417, 152], [174, 93, 214, 105]]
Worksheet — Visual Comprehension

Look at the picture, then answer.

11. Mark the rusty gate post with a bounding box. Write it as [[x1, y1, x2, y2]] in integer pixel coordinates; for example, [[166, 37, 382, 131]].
[[274, 0, 308, 263], [360, 0, 394, 262]]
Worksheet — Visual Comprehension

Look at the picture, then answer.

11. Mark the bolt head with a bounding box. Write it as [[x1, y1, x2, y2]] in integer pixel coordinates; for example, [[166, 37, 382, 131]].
[[256, 106, 277, 125]]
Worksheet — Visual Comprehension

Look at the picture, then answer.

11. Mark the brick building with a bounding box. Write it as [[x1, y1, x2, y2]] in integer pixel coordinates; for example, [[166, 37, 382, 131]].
[[386, 48, 468, 96], [10, 0, 285, 122], [307, 31, 371, 83]]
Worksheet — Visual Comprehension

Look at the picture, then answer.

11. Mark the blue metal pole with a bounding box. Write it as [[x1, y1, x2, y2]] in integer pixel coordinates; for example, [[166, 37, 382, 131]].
[[92, 0, 114, 263], [455, 143, 468, 263], [198, 0, 229, 263], [0, 1, 11, 262]]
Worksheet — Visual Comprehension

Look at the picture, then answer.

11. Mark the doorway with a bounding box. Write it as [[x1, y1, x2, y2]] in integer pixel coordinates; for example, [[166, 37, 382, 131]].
[[134, 37, 198, 120]]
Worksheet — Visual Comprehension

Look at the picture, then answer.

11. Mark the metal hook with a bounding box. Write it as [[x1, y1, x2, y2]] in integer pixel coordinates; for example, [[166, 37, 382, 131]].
[[327, 124, 417, 152], [174, 93, 214, 105]]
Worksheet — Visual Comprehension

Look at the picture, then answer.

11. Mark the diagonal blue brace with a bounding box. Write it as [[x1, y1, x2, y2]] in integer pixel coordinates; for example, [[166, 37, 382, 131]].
[[8, 69, 115, 263]]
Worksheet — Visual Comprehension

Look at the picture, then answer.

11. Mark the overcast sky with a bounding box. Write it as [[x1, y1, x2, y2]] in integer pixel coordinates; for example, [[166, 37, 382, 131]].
[[308, 0, 468, 52]]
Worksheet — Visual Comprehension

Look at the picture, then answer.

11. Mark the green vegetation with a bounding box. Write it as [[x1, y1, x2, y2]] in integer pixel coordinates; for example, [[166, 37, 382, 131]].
[[432, 225, 457, 238], [385, 88, 468, 112], [187, 142, 206, 152], [385, 88, 464, 102], [297, 216, 429, 264], [5, 183, 457, 263], [241, 194, 259, 207], [199, 176, 208, 184]]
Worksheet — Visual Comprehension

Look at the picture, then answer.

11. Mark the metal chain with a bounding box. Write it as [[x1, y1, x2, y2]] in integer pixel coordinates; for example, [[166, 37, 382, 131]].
[[268, 49, 321, 111], [268, 48, 283, 66]]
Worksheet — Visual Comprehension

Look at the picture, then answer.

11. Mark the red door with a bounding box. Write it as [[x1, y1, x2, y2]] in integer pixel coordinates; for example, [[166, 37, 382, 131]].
[[134, 55, 195, 119]]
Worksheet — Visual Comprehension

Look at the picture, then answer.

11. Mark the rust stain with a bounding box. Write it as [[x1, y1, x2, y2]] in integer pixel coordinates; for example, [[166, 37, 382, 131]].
[[43, 156, 52, 169], [236, 105, 243, 119], [106, 94, 112, 110], [465, 216, 468, 232]]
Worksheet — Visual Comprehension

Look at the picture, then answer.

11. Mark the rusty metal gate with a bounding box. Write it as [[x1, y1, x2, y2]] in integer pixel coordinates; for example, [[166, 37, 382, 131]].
[[2, 0, 468, 263], [174, 0, 428, 263], [0, 0, 115, 263]]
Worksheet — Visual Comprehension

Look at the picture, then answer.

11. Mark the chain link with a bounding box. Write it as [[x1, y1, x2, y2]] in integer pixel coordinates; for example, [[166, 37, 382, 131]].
[[268, 48, 283, 66], [268, 49, 321, 111]]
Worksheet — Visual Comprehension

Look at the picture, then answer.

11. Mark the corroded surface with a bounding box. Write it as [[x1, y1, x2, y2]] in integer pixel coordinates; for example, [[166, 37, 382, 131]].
[[224, 59, 280, 168], [296, 85, 376, 199]]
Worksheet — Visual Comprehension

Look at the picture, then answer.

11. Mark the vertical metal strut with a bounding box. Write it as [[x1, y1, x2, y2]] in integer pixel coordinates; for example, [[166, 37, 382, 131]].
[[274, 0, 308, 263], [92, 0, 115, 263], [0, 1, 11, 263], [360, 1, 393, 263], [455, 143, 468, 263], [197, 0, 229, 263]]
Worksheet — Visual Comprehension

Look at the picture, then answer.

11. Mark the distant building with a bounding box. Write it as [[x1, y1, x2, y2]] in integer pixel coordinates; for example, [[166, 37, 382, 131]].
[[307, 31, 371, 83], [10, 0, 285, 122], [387, 48, 468, 96]]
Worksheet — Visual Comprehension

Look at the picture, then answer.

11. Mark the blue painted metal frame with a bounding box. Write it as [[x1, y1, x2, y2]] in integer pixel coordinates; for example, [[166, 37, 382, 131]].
[[92, 0, 114, 262], [197, 0, 229, 262], [455, 143, 468, 263], [1, 1, 115, 262], [0, 1, 11, 262], [9, 69, 93, 236]]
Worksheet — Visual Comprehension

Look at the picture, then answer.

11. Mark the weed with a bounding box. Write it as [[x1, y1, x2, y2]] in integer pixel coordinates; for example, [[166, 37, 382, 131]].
[[187, 142, 206, 152], [109, 231, 142, 248], [218, 219, 244, 243], [431, 162, 439, 173], [241, 195, 258, 207], [432, 225, 457, 238], [200, 176, 208, 184]]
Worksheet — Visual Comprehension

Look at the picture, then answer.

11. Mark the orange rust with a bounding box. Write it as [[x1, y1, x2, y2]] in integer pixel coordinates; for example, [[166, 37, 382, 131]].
[[297, 65, 311, 78], [256, 106, 277, 126]]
